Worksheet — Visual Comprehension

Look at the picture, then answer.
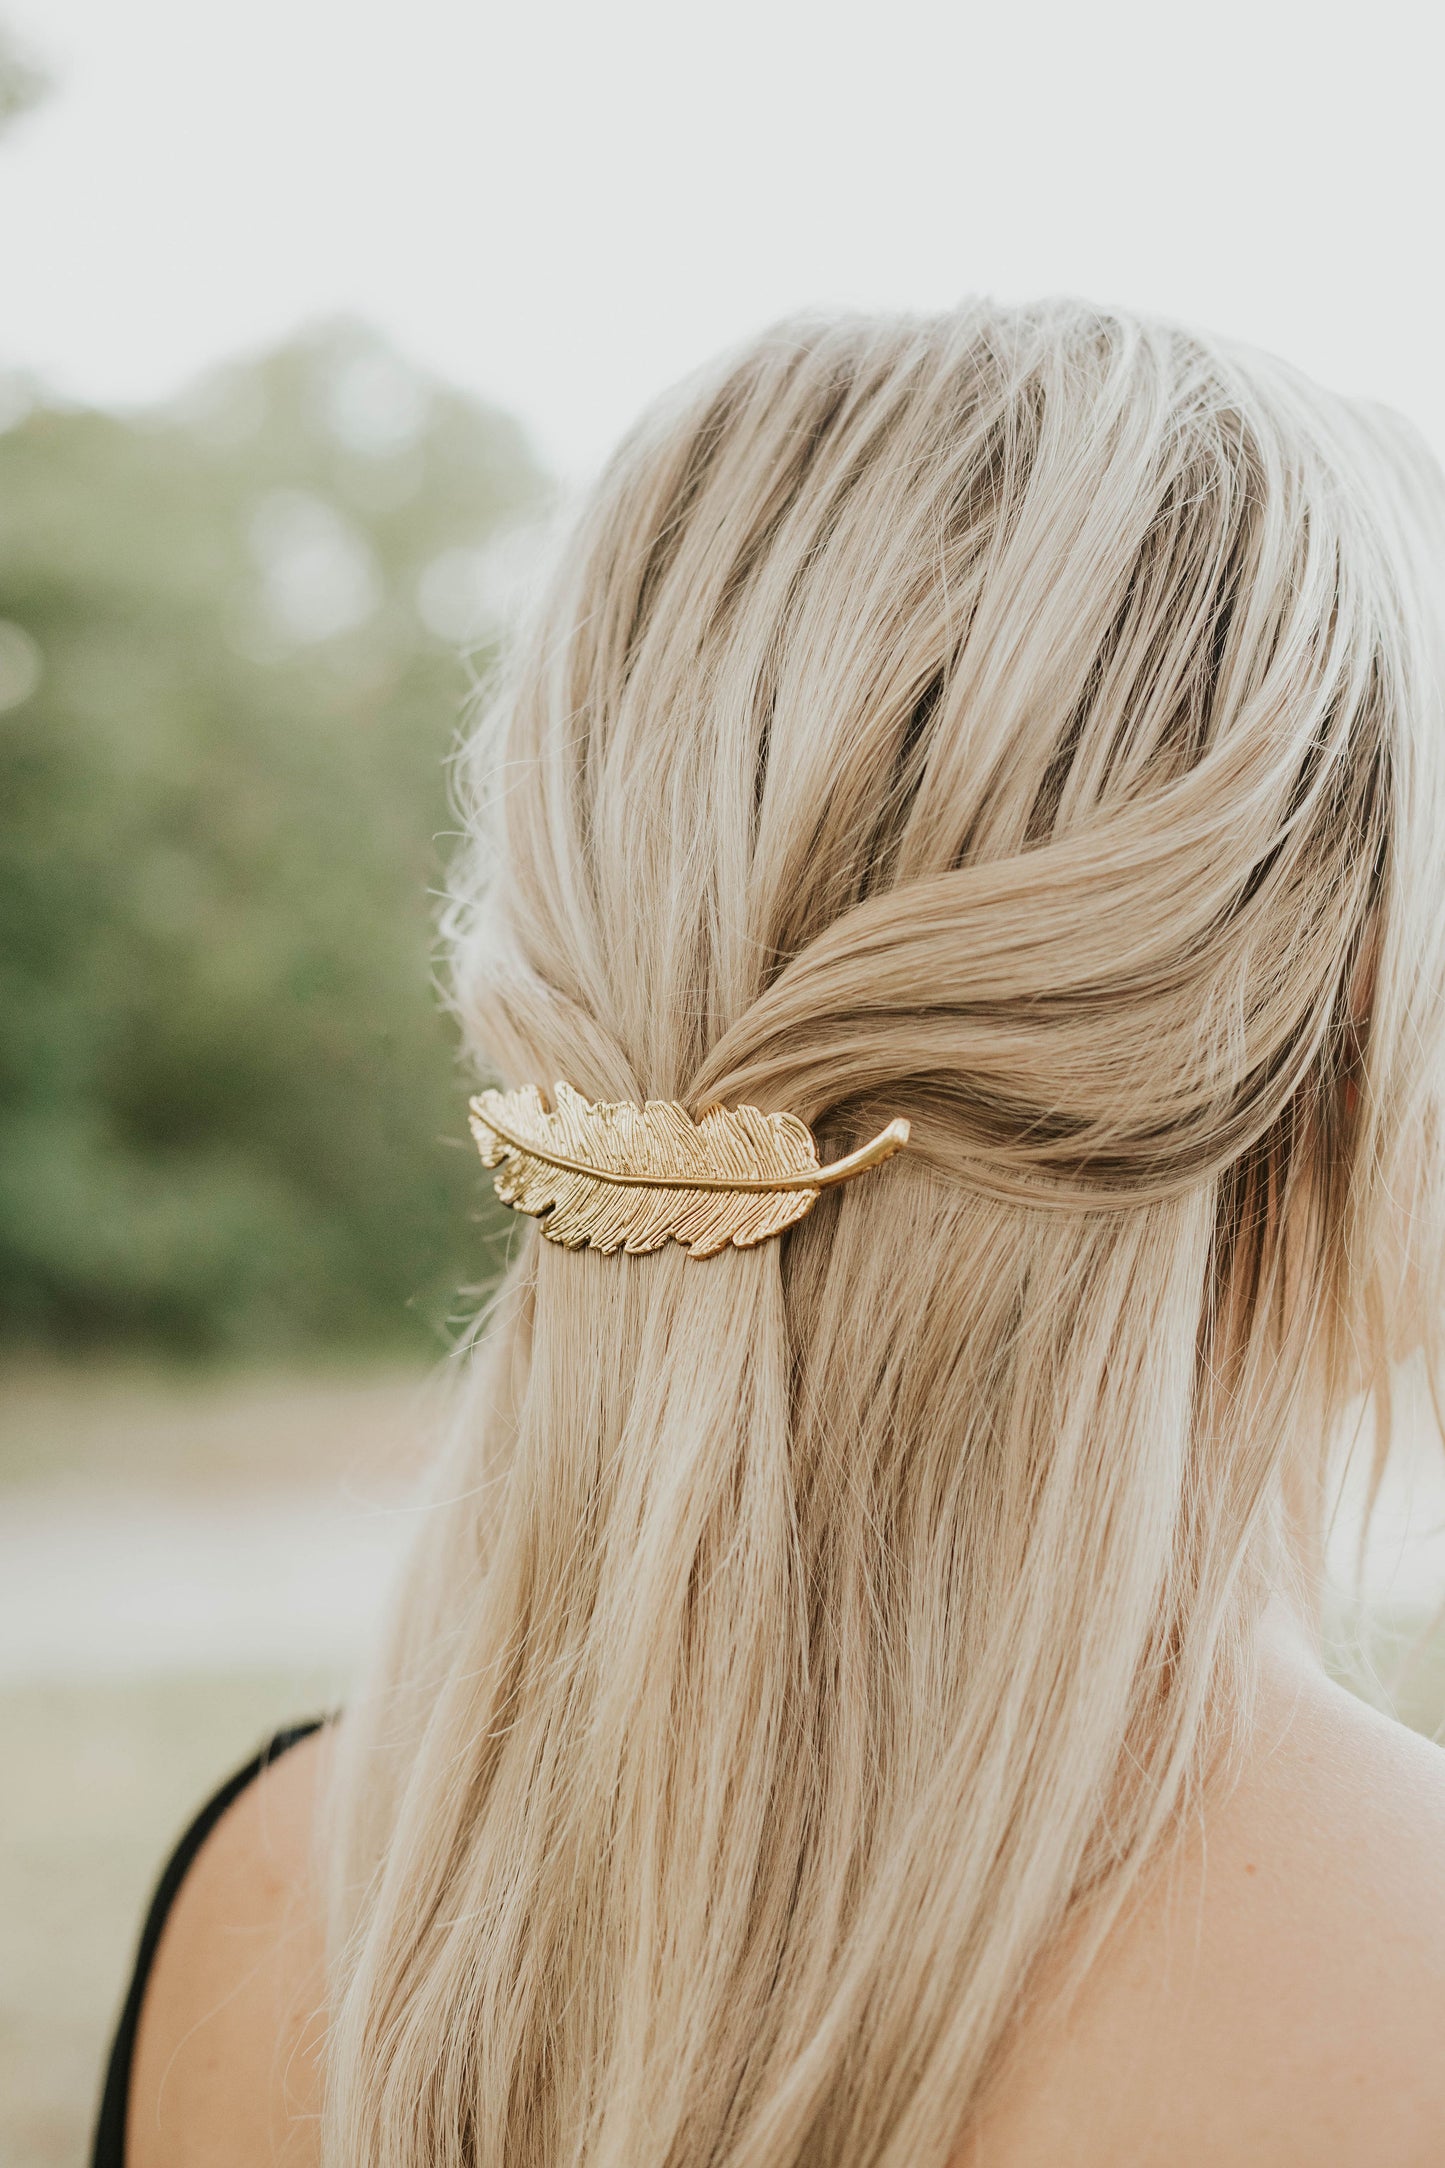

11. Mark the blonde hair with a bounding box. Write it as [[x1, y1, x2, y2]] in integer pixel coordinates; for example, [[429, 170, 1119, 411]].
[[324, 300, 1445, 2167]]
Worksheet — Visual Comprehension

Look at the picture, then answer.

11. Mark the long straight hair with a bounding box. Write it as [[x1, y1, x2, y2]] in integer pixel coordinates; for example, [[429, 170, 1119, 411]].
[[323, 301, 1445, 2167]]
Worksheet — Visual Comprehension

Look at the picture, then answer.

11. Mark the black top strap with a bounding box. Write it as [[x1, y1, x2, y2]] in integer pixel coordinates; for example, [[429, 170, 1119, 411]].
[[91, 1718, 327, 2168]]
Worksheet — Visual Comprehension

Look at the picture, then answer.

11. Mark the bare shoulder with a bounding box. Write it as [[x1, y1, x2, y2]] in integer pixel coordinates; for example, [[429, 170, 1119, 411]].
[[126, 1726, 331, 2168], [971, 1646, 1445, 2167]]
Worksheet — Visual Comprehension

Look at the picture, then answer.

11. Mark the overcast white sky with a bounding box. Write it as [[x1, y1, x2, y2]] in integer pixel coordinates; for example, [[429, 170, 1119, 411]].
[[2, 0, 1441, 482]]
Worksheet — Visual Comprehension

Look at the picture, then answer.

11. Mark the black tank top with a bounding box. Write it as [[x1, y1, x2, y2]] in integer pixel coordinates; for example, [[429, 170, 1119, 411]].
[[90, 1718, 326, 2168]]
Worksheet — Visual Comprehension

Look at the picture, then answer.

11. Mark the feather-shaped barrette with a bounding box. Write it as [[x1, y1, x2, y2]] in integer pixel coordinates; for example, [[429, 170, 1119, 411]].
[[468, 1081, 910, 1258]]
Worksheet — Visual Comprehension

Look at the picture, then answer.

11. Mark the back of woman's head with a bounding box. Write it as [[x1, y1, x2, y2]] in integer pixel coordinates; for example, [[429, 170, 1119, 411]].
[[327, 300, 1445, 2168]]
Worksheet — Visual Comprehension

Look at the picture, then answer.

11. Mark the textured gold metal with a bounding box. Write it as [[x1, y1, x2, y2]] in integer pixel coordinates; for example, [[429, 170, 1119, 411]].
[[468, 1081, 910, 1258]]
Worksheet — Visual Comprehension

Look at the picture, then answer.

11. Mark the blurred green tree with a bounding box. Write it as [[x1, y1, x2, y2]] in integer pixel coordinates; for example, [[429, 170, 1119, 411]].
[[0, 322, 544, 1353], [0, 20, 49, 138]]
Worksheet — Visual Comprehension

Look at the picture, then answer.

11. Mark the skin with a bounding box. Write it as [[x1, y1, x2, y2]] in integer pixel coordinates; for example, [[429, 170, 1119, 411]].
[[966, 1612, 1445, 2166], [126, 1725, 329, 2168], [125, 1612, 1445, 2168]]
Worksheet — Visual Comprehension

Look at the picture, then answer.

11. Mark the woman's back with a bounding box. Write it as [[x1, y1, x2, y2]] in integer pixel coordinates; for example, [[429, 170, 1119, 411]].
[[116, 1625, 1445, 2165], [970, 1629, 1445, 2164]]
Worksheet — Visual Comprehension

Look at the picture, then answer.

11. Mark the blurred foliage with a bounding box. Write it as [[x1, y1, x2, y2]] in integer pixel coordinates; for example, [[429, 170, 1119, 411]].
[[0, 20, 48, 137], [0, 321, 544, 1354]]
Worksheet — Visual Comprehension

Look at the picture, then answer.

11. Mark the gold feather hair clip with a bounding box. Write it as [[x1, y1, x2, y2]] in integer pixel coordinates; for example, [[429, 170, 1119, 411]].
[[468, 1081, 910, 1258]]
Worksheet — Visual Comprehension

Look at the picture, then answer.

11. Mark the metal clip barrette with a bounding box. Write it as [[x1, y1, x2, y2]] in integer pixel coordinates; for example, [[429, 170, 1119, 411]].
[[469, 1081, 909, 1258]]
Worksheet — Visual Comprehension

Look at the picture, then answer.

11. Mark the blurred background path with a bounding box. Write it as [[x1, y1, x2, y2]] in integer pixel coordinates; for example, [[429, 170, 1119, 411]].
[[0, 1366, 429, 1677]]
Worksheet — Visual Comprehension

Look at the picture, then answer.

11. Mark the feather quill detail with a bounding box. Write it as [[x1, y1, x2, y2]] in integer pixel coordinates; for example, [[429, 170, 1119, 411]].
[[468, 1081, 909, 1258]]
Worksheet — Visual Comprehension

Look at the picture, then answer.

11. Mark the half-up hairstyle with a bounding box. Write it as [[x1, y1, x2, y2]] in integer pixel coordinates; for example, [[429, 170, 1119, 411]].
[[323, 300, 1445, 2168]]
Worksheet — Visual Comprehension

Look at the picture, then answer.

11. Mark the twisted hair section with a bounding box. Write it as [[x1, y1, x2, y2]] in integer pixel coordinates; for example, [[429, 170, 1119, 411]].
[[324, 301, 1445, 2168]]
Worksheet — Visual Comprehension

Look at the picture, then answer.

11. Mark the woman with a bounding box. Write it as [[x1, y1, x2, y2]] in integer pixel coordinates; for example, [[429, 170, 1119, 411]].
[[100, 300, 1445, 2166]]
